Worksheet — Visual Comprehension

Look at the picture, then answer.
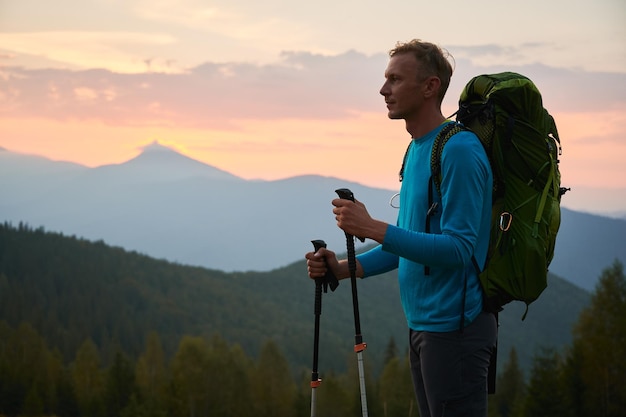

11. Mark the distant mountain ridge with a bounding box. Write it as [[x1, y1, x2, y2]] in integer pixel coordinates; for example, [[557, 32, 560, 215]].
[[1, 144, 624, 291]]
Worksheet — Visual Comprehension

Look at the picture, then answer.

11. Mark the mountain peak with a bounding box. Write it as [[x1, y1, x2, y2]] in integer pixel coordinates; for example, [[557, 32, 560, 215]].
[[116, 141, 242, 182], [138, 140, 177, 154], [130, 141, 202, 166]]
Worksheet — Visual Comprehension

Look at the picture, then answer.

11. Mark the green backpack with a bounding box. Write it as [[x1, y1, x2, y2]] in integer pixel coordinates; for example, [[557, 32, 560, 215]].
[[431, 72, 569, 319]]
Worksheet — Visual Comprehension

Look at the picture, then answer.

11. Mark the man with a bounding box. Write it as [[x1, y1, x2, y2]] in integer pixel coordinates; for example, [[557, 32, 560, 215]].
[[305, 39, 497, 416]]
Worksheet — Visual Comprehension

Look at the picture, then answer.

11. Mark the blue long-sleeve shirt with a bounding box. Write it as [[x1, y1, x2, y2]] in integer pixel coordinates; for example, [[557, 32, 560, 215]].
[[357, 122, 493, 332]]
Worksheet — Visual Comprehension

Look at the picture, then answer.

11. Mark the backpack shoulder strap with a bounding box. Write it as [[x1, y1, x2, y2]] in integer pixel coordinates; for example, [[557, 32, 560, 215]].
[[423, 121, 467, 276], [430, 122, 467, 196], [431, 122, 485, 275]]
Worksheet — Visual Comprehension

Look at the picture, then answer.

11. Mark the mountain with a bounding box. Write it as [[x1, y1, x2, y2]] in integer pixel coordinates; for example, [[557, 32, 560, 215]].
[[0, 223, 591, 377], [552, 208, 626, 291], [558, 185, 626, 220], [91, 141, 243, 184], [1, 145, 624, 291], [0, 148, 87, 204]]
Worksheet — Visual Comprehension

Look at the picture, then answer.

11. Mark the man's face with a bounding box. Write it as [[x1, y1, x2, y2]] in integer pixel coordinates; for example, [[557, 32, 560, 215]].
[[379, 53, 427, 120]]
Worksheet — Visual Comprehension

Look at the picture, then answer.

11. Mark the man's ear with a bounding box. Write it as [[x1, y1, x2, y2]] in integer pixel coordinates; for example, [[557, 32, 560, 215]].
[[423, 76, 441, 99]]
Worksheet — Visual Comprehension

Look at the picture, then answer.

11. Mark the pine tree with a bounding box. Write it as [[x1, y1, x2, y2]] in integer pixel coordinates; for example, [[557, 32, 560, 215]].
[[250, 339, 297, 417], [55, 369, 80, 417], [206, 335, 253, 417], [559, 341, 586, 417], [378, 355, 417, 417], [72, 338, 105, 417], [488, 348, 525, 417], [572, 260, 626, 417], [104, 350, 137, 417], [522, 347, 566, 417], [169, 336, 211, 417], [135, 331, 168, 415]]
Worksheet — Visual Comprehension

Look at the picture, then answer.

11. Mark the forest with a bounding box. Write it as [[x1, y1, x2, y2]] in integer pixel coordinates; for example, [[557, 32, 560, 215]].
[[0, 223, 624, 416]]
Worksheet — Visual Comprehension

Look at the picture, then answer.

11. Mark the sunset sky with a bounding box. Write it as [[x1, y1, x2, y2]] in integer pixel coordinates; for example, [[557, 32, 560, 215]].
[[1, 0, 625, 200]]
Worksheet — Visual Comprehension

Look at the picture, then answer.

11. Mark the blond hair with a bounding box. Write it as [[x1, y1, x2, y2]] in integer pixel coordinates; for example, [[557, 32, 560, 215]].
[[389, 39, 454, 103]]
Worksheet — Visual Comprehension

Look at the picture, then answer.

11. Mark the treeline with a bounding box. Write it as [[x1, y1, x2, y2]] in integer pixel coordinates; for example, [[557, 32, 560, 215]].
[[0, 222, 593, 380], [0, 321, 408, 417], [488, 260, 626, 417], [1, 261, 624, 417]]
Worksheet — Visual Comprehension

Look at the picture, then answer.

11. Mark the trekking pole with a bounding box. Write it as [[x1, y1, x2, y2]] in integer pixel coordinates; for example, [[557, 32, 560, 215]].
[[335, 188, 368, 417], [310, 239, 339, 417]]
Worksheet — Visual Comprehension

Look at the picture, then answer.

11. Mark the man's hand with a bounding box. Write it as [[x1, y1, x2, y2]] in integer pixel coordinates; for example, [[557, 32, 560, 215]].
[[331, 198, 388, 243], [305, 246, 339, 280], [306, 246, 366, 280]]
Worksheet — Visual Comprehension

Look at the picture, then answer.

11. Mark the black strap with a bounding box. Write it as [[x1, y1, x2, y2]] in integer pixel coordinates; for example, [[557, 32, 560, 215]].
[[424, 177, 438, 275], [459, 269, 467, 332], [398, 141, 412, 183], [488, 312, 498, 394], [474, 247, 498, 394], [471, 255, 481, 275]]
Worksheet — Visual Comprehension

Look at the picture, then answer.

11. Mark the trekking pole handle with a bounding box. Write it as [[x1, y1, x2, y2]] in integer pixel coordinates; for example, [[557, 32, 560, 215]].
[[335, 188, 365, 242], [311, 239, 327, 253], [311, 240, 339, 292]]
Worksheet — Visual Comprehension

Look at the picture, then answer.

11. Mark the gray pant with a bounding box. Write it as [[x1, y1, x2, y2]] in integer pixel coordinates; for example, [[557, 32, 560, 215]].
[[409, 311, 497, 417]]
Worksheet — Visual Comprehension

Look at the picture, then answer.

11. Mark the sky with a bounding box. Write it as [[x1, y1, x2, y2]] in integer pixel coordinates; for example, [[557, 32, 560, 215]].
[[1, 0, 626, 204]]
